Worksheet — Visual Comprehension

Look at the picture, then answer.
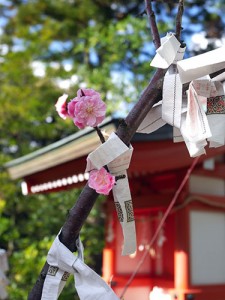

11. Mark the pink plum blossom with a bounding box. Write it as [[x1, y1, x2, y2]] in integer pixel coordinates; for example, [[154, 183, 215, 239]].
[[88, 167, 115, 195], [55, 94, 69, 120], [68, 88, 106, 129]]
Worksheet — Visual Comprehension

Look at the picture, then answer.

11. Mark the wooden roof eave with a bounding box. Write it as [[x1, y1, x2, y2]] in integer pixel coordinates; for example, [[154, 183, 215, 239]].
[[5, 117, 117, 180]]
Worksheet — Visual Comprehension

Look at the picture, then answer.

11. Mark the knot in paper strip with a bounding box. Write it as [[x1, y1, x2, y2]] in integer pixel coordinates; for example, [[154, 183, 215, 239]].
[[141, 43, 225, 157], [139, 34, 186, 133], [41, 235, 119, 300], [86, 132, 136, 256], [161, 45, 186, 128], [150, 33, 181, 69]]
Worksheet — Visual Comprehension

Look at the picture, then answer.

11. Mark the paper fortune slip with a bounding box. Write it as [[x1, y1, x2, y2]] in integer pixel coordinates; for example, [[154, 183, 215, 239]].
[[86, 132, 136, 256], [137, 102, 166, 134], [41, 235, 119, 300], [141, 33, 225, 157], [150, 32, 181, 69], [141, 33, 186, 131], [177, 45, 225, 84]]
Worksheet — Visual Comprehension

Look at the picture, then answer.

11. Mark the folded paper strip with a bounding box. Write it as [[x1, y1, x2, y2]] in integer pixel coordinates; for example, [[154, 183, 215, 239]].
[[41, 235, 119, 300], [86, 132, 136, 256], [139, 33, 225, 157]]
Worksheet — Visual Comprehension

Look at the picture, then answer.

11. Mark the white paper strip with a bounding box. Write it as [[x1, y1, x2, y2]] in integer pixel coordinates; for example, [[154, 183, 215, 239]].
[[207, 95, 225, 148], [137, 102, 166, 134], [42, 235, 119, 300], [173, 126, 183, 143], [182, 82, 211, 143], [86, 133, 128, 171], [161, 44, 186, 128], [150, 33, 181, 69], [177, 46, 225, 84], [86, 132, 136, 255], [162, 70, 183, 128], [140, 35, 185, 133]]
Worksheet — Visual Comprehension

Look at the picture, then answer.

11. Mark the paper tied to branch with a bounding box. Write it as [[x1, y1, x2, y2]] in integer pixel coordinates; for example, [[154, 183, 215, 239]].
[[41, 235, 119, 300], [150, 32, 181, 69], [177, 45, 225, 84], [207, 94, 225, 148], [137, 101, 166, 134], [178, 77, 225, 157], [142, 36, 225, 157], [86, 132, 136, 256], [207, 73, 225, 147], [162, 45, 186, 128], [139, 33, 186, 133]]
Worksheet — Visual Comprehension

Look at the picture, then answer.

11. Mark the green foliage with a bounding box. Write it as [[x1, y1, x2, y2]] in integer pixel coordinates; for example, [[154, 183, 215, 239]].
[[1, 186, 105, 299]]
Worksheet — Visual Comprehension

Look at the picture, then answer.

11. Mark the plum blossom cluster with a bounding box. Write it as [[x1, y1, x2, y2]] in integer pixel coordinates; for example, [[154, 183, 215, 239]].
[[88, 167, 115, 195], [55, 88, 106, 129], [55, 88, 115, 195]]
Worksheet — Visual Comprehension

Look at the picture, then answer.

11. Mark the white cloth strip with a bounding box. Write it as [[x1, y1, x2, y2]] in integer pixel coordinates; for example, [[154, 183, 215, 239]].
[[177, 45, 225, 84], [86, 132, 136, 255], [41, 235, 119, 300]]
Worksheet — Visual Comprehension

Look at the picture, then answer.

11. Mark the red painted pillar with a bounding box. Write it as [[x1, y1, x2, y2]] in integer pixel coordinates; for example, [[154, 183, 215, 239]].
[[174, 207, 189, 300], [102, 248, 114, 283], [102, 198, 115, 284]]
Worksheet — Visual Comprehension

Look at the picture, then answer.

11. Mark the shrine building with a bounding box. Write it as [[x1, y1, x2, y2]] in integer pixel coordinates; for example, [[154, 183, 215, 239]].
[[5, 116, 225, 300]]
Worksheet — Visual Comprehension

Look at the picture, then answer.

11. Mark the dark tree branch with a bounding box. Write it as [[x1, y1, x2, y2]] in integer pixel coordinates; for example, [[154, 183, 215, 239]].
[[94, 126, 106, 144], [210, 68, 225, 79], [175, 0, 184, 42], [144, 0, 161, 49], [28, 67, 166, 300], [28, 1, 185, 298], [28, 60, 225, 299]]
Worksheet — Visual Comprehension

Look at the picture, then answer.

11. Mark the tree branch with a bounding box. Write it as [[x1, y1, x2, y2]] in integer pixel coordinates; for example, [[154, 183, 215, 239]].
[[144, 0, 161, 49], [28, 67, 166, 300], [28, 1, 185, 298], [28, 71, 165, 299], [175, 0, 184, 42]]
